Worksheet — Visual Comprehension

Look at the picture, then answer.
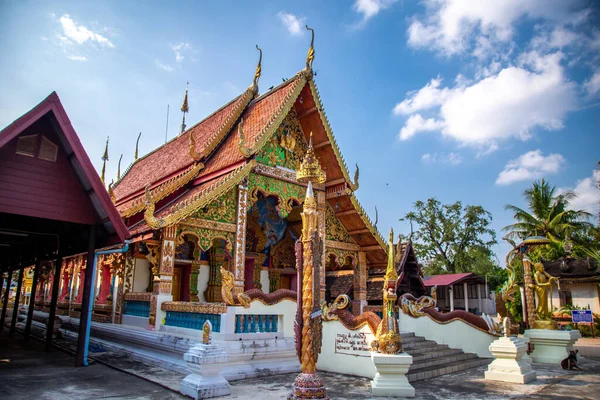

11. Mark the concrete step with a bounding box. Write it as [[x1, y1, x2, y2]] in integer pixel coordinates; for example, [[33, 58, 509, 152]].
[[411, 348, 464, 363], [411, 352, 480, 371], [407, 357, 490, 382]]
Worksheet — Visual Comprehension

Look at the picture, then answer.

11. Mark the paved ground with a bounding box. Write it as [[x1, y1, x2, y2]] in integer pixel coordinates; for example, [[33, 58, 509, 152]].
[[1, 329, 599, 399], [0, 332, 184, 399]]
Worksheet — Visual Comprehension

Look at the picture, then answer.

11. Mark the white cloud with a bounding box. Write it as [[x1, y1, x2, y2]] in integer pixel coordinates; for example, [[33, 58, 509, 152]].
[[559, 170, 600, 215], [58, 14, 114, 48], [584, 72, 600, 96], [421, 152, 463, 165], [155, 60, 174, 72], [495, 150, 565, 185], [353, 0, 397, 24], [395, 52, 577, 150], [406, 0, 588, 57], [277, 12, 305, 36], [170, 42, 192, 63], [399, 114, 444, 140], [67, 55, 87, 61]]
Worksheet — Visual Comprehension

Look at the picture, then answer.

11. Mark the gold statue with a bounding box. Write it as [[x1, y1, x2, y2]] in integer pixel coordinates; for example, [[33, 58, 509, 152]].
[[528, 261, 559, 329], [202, 320, 212, 345], [371, 228, 402, 354]]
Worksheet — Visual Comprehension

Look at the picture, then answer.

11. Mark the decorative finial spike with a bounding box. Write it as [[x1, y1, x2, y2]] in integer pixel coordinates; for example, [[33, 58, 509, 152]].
[[305, 25, 315, 71], [117, 154, 123, 180], [253, 45, 262, 88], [100, 136, 109, 185], [180, 82, 189, 134], [134, 132, 141, 161]]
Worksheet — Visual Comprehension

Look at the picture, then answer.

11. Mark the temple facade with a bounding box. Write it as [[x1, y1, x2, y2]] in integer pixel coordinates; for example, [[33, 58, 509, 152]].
[[33, 42, 388, 331]]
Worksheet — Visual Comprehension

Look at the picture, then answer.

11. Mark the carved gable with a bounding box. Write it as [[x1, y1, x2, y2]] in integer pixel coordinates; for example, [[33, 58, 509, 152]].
[[325, 204, 355, 244], [255, 110, 308, 170], [193, 187, 237, 223]]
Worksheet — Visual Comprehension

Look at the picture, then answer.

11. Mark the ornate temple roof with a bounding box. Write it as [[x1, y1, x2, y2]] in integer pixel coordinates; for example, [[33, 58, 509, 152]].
[[117, 61, 387, 264]]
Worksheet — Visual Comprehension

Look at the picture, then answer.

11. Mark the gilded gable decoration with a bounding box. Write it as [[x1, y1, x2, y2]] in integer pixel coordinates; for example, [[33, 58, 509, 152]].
[[193, 187, 237, 223], [176, 227, 234, 253], [255, 111, 307, 170]]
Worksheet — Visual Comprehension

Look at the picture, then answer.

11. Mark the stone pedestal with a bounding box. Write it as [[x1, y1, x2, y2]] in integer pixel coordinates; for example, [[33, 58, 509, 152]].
[[520, 336, 533, 365], [370, 353, 415, 398], [485, 336, 536, 384], [180, 343, 230, 399], [524, 329, 581, 364]]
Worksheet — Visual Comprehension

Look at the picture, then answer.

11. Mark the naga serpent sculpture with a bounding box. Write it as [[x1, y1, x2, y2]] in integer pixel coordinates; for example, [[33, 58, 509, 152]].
[[220, 266, 297, 308], [321, 294, 382, 335]]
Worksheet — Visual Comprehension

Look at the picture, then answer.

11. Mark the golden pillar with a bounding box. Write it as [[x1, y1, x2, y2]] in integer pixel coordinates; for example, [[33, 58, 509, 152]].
[[289, 128, 329, 399]]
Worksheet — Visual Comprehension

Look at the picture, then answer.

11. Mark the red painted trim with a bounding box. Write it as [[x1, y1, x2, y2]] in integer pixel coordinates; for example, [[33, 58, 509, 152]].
[[0, 92, 130, 241]]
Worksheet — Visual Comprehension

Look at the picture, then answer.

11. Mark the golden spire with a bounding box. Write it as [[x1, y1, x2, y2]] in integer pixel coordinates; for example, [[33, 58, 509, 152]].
[[100, 136, 109, 185], [296, 132, 326, 184], [253, 45, 262, 88], [305, 25, 315, 71], [134, 132, 141, 161], [117, 154, 123, 180], [385, 228, 398, 282], [180, 82, 189, 134]]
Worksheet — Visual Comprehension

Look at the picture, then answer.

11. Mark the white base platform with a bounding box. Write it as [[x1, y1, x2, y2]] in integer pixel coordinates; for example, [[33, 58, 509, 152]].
[[485, 336, 536, 384], [524, 329, 581, 364], [180, 374, 230, 400], [371, 353, 415, 398]]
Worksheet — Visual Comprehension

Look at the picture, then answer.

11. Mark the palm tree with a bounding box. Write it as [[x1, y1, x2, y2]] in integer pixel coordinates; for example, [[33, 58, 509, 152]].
[[503, 179, 592, 241]]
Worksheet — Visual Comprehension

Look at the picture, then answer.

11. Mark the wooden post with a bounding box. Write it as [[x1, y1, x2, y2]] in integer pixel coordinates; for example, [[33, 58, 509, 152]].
[[76, 225, 96, 367], [24, 256, 41, 342], [0, 271, 13, 330], [9, 267, 24, 335], [46, 252, 63, 351]]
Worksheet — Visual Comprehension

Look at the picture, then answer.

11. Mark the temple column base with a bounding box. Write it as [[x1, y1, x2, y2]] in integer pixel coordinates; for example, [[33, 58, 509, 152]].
[[370, 353, 415, 398], [524, 329, 581, 364], [180, 343, 230, 399], [288, 373, 330, 400], [485, 336, 536, 384]]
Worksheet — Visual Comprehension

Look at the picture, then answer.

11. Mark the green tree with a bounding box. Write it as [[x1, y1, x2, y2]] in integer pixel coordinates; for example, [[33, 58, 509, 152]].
[[503, 179, 592, 242], [403, 198, 497, 275]]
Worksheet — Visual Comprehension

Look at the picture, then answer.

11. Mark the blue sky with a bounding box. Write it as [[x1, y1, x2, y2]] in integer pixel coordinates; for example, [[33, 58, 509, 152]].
[[1, 0, 599, 261]]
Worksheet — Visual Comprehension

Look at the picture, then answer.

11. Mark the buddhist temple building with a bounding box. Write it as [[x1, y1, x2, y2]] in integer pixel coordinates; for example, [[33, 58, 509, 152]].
[[20, 40, 388, 331]]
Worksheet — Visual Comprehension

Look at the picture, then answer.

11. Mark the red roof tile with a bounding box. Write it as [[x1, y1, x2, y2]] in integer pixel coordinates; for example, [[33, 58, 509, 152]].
[[422, 273, 480, 287], [113, 94, 245, 202]]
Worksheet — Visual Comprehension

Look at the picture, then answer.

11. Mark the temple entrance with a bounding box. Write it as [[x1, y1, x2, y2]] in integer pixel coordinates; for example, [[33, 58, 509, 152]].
[[245, 193, 302, 293]]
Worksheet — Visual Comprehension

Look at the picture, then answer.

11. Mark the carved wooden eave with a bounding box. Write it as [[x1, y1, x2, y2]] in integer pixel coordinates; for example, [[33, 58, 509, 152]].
[[118, 162, 205, 218], [179, 217, 236, 233], [142, 161, 256, 230]]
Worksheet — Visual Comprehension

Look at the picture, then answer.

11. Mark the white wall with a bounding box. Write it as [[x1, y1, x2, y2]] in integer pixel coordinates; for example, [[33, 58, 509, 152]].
[[225, 299, 296, 338], [317, 320, 378, 378], [399, 311, 496, 358], [260, 269, 270, 293], [548, 282, 600, 314], [133, 258, 150, 293], [197, 264, 209, 302]]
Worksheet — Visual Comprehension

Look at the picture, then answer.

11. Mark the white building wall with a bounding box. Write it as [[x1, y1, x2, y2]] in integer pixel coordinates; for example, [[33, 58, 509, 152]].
[[197, 263, 210, 302], [133, 258, 150, 293], [548, 282, 600, 314]]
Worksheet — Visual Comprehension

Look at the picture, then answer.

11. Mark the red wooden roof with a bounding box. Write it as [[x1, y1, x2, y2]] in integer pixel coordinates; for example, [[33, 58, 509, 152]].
[[0, 92, 130, 242], [422, 273, 484, 287]]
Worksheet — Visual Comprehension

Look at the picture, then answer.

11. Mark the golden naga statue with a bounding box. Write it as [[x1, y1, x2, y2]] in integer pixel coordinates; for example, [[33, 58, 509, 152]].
[[371, 228, 402, 355], [220, 266, 251, 308], [528, 261, 559, 329]]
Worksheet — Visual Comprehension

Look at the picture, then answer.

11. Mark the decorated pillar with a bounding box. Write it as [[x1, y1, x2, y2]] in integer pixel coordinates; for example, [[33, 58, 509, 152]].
[[269, 269, 281, 292], [233, 182, 249, 295], [155, 226, 176, 329], [45, 269, 54, 302], [205, 244, 226, 302], [76, 257, 87, 303], [353, 251, 367, 315], [96, 256, 113, 305], [115, 250, 133, 324], [145, 239, 161, 327], [316, 190, 327, 304], [522, 258, 536, 327], [189, 261, 200, 302], [58, 259, 72, 302]]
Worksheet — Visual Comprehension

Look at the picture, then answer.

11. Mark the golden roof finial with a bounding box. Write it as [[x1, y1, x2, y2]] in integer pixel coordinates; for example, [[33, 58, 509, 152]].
[[188, 130, 202, 161], [100, 136, 109, 185], [117, 154, 123, 180], [305, 25, 315, 71], [134, 132, 141, 161], [180, 81, 189, 134], [296, 132, 326, 184], [253, 45, 262, 88], [385, 227, 398, 282]]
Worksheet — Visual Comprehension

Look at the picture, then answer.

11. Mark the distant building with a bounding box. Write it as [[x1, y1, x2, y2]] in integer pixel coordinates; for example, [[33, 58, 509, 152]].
[[423, 272, 496, 315], [543, 257, 599, 314]]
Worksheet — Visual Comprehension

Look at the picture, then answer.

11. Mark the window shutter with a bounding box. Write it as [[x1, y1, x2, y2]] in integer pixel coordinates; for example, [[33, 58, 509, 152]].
[[39, 136, 59, 162], [16, 134, 38, 157]]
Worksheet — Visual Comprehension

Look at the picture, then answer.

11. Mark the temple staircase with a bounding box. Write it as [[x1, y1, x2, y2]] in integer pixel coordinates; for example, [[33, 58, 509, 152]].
[[402, 332, 490, 382]]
